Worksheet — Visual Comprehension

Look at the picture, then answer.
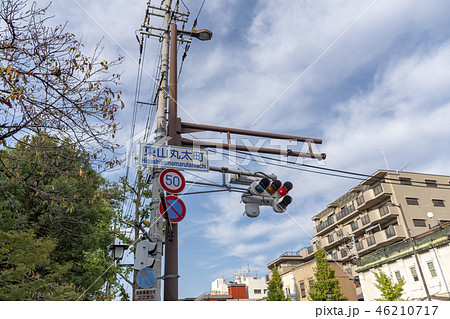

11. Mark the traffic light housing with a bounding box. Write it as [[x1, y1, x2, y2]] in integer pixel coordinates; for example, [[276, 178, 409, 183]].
[[244, 177, 293, 215], [134, 239, 157, 270]]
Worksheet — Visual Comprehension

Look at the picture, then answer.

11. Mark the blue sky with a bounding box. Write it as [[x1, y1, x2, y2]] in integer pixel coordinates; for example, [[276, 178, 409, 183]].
[[38, 0, 450, 299]]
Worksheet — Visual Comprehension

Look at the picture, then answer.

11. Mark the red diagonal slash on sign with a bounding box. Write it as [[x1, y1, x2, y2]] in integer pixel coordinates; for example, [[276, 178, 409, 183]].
[[159, 195, 186, 223]]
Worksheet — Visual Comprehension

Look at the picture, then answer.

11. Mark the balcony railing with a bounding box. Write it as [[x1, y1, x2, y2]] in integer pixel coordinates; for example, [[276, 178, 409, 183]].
[[355, 241, 364, 251], [385, 226, 396, 238], [361, 215, 371, 226], [316, 216, 335, 233], [366, 235, 376, 247], [336, 203, 356, 222]]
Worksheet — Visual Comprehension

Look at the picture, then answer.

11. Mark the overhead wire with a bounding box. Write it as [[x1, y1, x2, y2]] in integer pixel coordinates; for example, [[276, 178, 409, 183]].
[[206, 147, 450, 190]]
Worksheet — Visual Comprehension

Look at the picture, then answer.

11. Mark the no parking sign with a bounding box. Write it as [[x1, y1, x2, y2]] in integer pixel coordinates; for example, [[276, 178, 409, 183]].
[[159, 195, 186, 223]]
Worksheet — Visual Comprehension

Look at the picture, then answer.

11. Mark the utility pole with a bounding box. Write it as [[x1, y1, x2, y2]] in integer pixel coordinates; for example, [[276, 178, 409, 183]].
[[164, 23, 180, 301], [145, 0, 173, 301]]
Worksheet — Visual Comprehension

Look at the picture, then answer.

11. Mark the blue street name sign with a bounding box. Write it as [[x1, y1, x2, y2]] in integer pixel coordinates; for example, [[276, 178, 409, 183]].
[[139, 144, 209, 172]]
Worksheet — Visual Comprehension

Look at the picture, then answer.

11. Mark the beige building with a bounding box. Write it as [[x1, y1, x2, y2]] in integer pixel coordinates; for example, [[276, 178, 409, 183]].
[[267, 170, 450, 300]]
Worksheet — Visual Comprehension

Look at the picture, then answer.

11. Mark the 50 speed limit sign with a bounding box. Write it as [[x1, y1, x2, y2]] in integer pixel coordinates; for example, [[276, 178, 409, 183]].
[[159, 169, 185, 194]]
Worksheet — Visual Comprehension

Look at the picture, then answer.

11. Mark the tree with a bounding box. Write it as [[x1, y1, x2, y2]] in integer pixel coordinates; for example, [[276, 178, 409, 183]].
[[308, 247, 346, 301], [374, 269, 406, 301], [0, 135, 125, 299], [0, 229, 78, 300], [267, 267, 289, 301], [0, 0, 124, 201]]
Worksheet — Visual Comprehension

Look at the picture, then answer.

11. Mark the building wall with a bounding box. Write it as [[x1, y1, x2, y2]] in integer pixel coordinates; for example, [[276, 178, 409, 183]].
[[359, 243, 450, 300], [228, 285, 247, 300], [292, 260, 358, 301], [280, 271, 297, 300], [211, 277, 228, 295], [243, 276, 268, 300]]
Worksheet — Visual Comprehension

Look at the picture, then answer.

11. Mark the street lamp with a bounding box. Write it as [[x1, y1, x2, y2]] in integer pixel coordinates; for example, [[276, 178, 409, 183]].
[[178, 28, 213, 41], [388, 202, 431, 301], [109, 243, 129, 261]]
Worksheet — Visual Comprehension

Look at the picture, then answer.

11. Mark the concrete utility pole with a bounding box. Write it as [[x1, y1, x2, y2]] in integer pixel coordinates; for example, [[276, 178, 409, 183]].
[[164, 23, 179, 301], [147, 0, 173, 301]]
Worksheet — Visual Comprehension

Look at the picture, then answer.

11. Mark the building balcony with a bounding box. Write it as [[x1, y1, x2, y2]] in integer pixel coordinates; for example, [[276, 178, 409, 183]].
[[357, 225, 406, 256], [314, 216, 336, 236], [357, 184, 392, 211], [376, 204, 400, 224]]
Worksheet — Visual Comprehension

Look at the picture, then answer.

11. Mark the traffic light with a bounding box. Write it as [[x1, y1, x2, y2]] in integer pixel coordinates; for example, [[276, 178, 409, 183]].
[[273, 195, 293, 213], [245, 177, 293, 215], [134, 239, 157, 270]]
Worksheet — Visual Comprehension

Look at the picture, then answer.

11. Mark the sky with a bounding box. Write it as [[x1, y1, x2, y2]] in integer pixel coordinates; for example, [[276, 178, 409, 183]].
[[35, 0, 450, 299]]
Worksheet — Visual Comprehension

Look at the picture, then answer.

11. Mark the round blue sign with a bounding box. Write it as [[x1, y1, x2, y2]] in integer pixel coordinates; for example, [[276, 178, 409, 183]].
[[159, 195, 186, 223], [137, 268, 157, 289]]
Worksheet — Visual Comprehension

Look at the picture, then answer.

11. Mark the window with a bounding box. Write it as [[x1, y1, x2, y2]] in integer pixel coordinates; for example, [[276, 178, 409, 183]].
[[361, 214, 370, 226], [308, 279, 314, 288], [341, 249, 347, 258], [331, 252, 338, 260], [351, 220, 359, 231], [366, 235, 376, 246], [307, 246, 314, 254], [394, 271, 402, 283], [328, 233, 334, 244], [425, 179, 437, 187], [439, 220, 450, 225], [412, 219, 427, 227], [356, 241, 364, 251], [254, 289, 262, 294], [379, 204, 389, 216], [427, 261, 437, 277], [385, 226, 396, 238], [348, 203, 355, 212], [300, 282, 306, 298], [400, 177, 412, 185], [406, 197, 419, 205], [336, 229, 343, 238], [432, 199, 445, 207], [410, 266, 419, 281], [373, 184, 383, 196], [356, 195, 365, 206], [327, 213, 335, 223]]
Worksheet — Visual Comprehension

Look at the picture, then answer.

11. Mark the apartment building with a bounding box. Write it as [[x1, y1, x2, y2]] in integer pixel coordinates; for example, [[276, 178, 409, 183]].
[[267, 170, 450, 300]]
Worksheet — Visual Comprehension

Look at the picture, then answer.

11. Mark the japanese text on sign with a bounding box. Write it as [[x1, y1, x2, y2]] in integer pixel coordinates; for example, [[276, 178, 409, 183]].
[[139, 144, 209, 172]]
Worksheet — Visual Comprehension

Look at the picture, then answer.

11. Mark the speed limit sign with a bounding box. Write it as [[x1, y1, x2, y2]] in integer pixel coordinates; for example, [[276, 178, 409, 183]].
[[159, 169, 185, 194]]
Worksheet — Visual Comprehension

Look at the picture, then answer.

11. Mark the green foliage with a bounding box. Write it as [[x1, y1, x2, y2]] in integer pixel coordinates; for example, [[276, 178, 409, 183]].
[[308, 247, 346, 301], [267, 268, 289, 301], [374, 270, 406, 301], [0, 229, 78, 300], [0, 135, 123, 299]]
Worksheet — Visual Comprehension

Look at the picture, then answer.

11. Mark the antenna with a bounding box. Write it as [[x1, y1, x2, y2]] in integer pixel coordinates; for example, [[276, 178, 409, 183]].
[[380, 146, 390, 170]]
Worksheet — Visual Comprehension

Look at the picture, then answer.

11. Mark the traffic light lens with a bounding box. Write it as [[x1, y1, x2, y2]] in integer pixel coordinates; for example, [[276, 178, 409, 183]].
[[278, 187, 288, 196], [267, 180, 282, 194], [254, 178, 270, 193]]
